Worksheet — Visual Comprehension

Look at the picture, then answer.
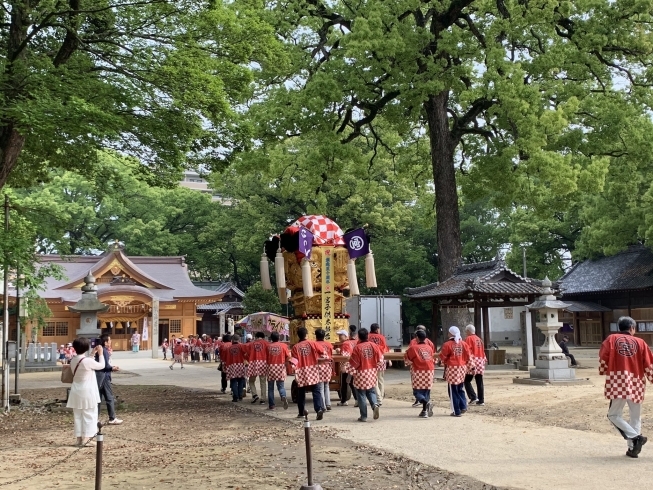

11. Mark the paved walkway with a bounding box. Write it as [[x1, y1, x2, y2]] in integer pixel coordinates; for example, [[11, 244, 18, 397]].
[[16, 358, 651, 490]]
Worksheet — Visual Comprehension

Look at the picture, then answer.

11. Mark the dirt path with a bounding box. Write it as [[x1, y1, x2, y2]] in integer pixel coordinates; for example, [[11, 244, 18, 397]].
[[385, 370, 653, 436], [0, 386, 506, 490]]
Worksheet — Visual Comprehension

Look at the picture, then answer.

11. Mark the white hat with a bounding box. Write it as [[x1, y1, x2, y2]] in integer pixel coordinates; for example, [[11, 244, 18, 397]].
[[336, 330, 349, 336], [246, 333, 253, 340]]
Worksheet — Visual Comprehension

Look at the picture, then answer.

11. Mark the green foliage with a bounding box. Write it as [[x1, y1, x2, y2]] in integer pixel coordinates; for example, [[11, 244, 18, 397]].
[[248, 0, 653, 279], [0, 0, 285, 189], [242, 282, 282, 315]]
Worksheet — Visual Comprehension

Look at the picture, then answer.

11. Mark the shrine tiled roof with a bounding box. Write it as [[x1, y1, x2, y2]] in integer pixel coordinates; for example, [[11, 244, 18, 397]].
[[562, 301, 612, 313], [406, 259, 542, 299], [559, 245, 653, 295], [37, 249, 224, 304], [197, 302, 243, 313]]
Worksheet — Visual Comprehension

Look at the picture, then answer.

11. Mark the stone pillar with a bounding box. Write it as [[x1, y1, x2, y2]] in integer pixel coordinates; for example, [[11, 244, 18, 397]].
[[151, 299, 159, 359], [219, 312, 226, 336]]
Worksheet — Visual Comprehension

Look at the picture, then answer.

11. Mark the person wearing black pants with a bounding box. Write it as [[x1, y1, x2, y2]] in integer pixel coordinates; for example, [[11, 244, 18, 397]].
[[338, 371, 357, 403], [464, 373, 484, 404], [559, 336, 577, 366], [335, 329, 358, 406], [95, 334, 123, 425], [463, 324, 486, 405]]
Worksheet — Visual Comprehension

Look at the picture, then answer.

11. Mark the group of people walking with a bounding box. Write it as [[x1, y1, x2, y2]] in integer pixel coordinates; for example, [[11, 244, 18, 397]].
[[60, 313, 653, 460], [164, 334, 222, 365], [212, 321, 488, 423]]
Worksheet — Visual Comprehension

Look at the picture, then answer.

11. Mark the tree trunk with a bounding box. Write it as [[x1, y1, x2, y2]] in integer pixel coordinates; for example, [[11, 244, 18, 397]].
[[0, 128, 26, 189], [0, 2, 30, 190], [424, 91, 461, 282]]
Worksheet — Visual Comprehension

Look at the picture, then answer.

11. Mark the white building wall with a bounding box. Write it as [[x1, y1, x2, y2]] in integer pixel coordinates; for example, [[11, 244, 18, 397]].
[[488, 306, 527, 344]]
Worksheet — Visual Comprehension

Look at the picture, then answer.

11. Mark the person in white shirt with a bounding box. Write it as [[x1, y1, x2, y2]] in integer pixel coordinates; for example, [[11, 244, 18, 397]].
[[66, 337, 106, 447]]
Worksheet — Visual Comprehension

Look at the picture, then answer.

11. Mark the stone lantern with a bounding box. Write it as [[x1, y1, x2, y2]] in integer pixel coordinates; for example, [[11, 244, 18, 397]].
[[514, 277, 588, 385], [68, 272, 109, 339]]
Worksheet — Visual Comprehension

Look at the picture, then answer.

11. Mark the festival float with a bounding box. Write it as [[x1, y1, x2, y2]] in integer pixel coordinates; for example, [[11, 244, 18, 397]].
[[260, 215, 377, 398]]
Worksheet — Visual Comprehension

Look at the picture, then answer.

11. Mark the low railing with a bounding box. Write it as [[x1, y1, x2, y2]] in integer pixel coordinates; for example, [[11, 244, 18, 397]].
[[25, 342, 59, 365]]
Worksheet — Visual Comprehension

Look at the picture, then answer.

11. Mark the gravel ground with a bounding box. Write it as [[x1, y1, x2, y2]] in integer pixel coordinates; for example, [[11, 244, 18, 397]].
[[0, 385, 508, 490]]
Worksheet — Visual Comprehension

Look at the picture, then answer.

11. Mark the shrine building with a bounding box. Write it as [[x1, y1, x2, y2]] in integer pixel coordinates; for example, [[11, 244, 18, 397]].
[[32, 244, 225, 351]]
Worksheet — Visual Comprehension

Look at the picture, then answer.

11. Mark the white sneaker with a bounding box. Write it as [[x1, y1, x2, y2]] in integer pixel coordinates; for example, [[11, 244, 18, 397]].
[[108, 418, 123, 425]]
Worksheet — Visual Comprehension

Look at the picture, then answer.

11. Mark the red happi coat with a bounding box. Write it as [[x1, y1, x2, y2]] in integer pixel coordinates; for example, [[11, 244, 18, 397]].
[[245, 339, 268, 377], [291, 340, 324, 387], [339, 339, 358, 375], [464, 334, 487, 375], [405, 342, 435, 389], [439, 339, 472, 385], [266, 341, 291, 381], [599, 333, 653, 403], [348, 341, 384, 390], [368, 333, 389, 371], [223, 342, 247, 380], [316, 340, 334, 382]]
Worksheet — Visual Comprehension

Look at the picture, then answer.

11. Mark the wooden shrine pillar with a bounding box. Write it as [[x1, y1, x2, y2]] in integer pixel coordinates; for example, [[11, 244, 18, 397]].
[[474, 301, 482, 337], [482, 306, 490, 349]]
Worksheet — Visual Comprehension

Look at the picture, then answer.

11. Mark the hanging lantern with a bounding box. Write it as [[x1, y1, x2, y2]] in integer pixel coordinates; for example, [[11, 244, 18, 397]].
[[301, 258, 314, 298], [347, 259, 360, 296], [260, 253, 272, 290], [278, 287, 288, 305], [275, 246, 286, 289], [365, 249, 377, 288]]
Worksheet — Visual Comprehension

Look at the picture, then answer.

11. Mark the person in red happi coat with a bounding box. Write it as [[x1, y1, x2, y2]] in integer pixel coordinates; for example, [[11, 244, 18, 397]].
[[348, 328, 384, 422], [439, 326, 473, 417], [463, 324, 487, 406], [600, 316, 653, 457], [405, 329, 436, 418], [315, 329, 334, 411], [266, 331, 291, 410], [224, 335, 247, 402], [291, 327, 325, 420], [245, 332, 268, 405]]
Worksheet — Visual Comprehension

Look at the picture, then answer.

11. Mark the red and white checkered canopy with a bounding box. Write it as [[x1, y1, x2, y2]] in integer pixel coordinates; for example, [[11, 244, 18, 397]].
[[292, 215, 345, 246]]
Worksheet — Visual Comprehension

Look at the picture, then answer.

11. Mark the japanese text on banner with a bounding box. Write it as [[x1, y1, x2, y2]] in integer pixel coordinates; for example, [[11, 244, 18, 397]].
[[321, 247, 334, 340]]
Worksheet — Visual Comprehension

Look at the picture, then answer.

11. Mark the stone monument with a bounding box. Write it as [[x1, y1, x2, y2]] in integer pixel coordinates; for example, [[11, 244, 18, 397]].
[[513, 277, 589, 385], [68, 272, 109, 339]]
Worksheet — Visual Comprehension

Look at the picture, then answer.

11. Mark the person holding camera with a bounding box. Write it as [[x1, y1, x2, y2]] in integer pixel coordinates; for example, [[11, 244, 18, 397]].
[[66, 338, 106, 447], [95, 334, 123, 425]]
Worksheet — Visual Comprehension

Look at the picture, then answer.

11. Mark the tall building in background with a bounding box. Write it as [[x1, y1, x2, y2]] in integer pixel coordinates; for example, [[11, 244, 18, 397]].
[[179, 170, 220, 201]]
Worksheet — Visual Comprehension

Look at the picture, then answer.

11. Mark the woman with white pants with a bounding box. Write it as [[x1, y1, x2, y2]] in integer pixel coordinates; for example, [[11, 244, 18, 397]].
[[66, 338, 105, 447]]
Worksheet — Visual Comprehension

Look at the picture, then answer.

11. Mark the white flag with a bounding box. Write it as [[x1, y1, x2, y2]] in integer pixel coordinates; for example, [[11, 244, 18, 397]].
[[142, 316, 149, 341]]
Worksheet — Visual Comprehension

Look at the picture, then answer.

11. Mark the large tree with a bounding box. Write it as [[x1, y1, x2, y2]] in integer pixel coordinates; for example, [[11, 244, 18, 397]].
[[0, 0, 282, 189], [258, 0, 653, 280]]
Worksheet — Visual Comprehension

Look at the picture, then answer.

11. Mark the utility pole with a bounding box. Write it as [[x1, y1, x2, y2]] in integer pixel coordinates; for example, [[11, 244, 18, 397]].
[[2, 194, 9, 412], [522, 247, 527, 279]]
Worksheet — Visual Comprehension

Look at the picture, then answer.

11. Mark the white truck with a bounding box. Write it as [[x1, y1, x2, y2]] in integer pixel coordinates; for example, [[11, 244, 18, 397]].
[[345, 295, 402, 349]]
